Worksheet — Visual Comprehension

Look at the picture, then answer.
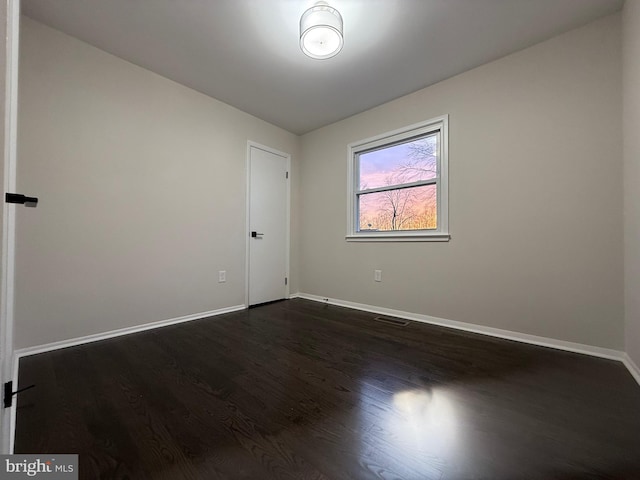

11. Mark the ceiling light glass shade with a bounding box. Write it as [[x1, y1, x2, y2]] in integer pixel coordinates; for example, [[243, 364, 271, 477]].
[[300, 1, 344, 60]]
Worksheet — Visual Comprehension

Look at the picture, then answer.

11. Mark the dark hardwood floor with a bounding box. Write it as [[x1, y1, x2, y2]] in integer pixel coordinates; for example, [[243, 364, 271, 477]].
[[14, 299, 640, 479]]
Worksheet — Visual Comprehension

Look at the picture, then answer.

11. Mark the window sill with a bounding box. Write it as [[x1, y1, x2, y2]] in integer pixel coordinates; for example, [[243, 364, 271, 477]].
[[345, 233, 450, 242]]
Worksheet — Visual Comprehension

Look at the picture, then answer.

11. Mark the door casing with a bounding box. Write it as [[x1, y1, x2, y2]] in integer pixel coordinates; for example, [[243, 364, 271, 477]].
[[1, 0, 21, 455]]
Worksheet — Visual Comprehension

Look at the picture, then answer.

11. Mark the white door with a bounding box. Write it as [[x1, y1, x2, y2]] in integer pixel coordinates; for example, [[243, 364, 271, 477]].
[[248, 144, 289, 306]]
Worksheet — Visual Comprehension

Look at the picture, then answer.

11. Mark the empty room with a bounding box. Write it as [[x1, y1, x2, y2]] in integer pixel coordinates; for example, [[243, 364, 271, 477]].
[[0, 0, 639, 478]]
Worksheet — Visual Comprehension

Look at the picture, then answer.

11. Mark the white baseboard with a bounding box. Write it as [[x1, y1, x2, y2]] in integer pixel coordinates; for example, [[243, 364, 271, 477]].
[[295, 292, 631, 366], [14, 304, 246, 360], [621, 353, 640, 385]]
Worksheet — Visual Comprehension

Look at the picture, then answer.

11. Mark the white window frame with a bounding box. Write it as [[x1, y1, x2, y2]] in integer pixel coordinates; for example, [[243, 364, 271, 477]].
[[346, 115, 449, 242]]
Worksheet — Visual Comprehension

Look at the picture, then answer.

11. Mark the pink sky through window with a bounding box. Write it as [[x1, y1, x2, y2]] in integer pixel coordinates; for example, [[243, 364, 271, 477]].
[[358, 135, 438, 231]]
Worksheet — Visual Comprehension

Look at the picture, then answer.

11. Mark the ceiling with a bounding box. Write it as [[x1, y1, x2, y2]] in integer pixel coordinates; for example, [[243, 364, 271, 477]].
[[22, 0, 623, 135]]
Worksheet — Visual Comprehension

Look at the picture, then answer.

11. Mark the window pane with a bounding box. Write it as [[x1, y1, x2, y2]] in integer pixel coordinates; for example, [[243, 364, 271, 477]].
[[358, 134, 438, 191], [358, 184, 437, 232]]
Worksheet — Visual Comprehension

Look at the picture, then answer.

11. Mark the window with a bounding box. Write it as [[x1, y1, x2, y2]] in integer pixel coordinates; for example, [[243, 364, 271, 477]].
[[347, 115, 449, 241]]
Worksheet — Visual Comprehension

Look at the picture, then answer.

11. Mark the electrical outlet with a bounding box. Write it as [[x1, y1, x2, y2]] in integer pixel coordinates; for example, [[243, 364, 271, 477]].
[[218, 270, 226, 283], [374, 270, 382, 282]]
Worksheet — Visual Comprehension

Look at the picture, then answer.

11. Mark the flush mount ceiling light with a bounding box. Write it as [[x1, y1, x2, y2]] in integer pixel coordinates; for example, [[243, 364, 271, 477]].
[[300, 1, 344, 60]]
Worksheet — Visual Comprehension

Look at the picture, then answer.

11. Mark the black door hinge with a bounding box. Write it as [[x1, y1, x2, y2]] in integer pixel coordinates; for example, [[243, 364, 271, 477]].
[[3, 381, 35, 408], [286, 172, 289, 179], [285, 277, 288, 285]]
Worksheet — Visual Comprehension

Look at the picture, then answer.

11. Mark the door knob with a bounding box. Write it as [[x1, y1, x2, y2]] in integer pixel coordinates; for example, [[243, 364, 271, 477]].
[[251, 231, 264, 238]]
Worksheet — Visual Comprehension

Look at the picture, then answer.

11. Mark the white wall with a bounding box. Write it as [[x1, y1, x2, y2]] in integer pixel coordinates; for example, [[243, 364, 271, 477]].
[[299, 14, 624, 349], [15, 17, 299, 349], [16, 12, 630, 354], [623, 0, 640, 366]]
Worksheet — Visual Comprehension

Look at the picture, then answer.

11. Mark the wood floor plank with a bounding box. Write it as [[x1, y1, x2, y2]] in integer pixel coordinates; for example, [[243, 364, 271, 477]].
[[14, 299, 640, 479]]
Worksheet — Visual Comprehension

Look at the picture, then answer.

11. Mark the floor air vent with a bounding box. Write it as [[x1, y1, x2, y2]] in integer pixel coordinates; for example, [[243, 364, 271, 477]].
[[373, 316, 410, 327]]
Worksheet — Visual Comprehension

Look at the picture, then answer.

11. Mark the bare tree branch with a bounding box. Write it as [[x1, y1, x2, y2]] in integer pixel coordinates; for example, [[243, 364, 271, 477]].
[[358, 137, 438, 231]]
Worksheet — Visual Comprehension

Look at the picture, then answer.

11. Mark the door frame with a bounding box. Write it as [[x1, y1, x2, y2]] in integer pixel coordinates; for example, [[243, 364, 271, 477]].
[[245, 141, 291, 307], [1, 0, 20, 454]]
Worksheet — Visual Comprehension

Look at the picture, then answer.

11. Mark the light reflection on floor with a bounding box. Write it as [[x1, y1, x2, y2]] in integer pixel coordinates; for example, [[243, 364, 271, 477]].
[[392, 388, 458, 458], [356, 380, 462, 477]]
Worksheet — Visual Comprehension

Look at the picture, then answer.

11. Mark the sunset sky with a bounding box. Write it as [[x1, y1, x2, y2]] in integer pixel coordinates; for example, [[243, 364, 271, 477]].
[[358, 136, 438, 231], [359, 139, 436, 190]]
